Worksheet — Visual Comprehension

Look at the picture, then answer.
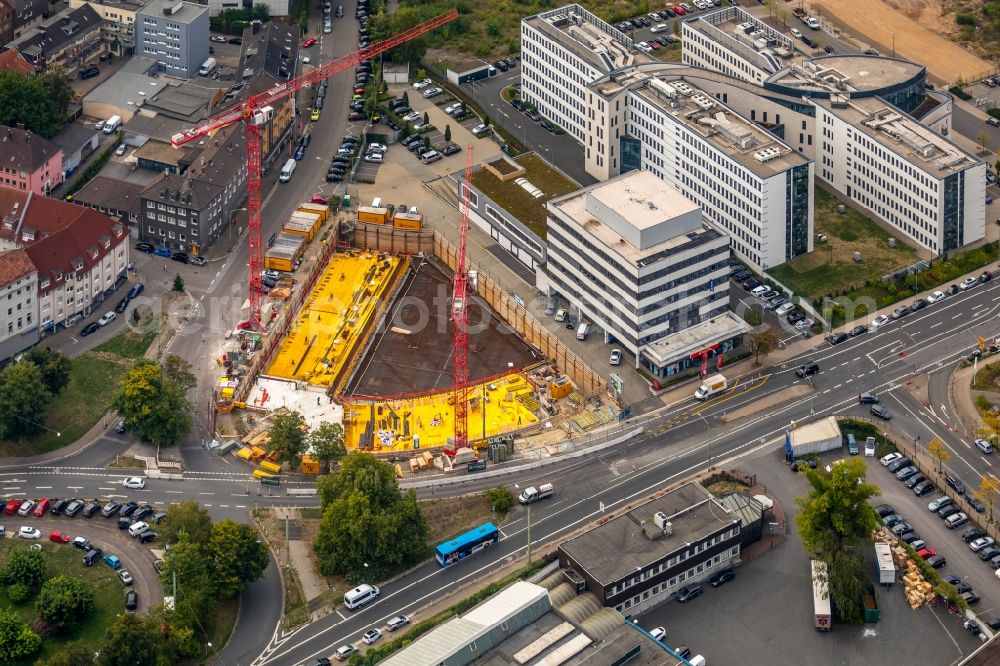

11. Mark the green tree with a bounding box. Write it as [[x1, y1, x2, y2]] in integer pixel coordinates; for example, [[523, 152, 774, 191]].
[[927, 437, 950, 474], [444, 124, 452, 143], [40, 66, 74, 115], [314, 453, 428, 581], [23, 346, 71, 395], [402, 91, 409, 106], [207, 520, 269, 599], [158, 499, 212, 545], [486, 485, 513, 513], [0, 545, 46, 589], [308, 421, 346, 472], [267, 411, 309, 466], [742, 307, 762, 327], [0, 608, 40, 662], [112, 360, 192, 446], [172, 273, 184, 292], [97, 614, 166, 666], [423, 135, 431, 150], [0, 361, 52, 439], [750, 328, 780, 365], [795, 457, 879, 623], [162, 354, 196, 392], [364, 93, 379, 118], [36, 575, 95, 634], [0, 70, 63, 138], [40, 643, 98, 666], [159, 538, 216, 643], [422, 111, 429, 126]]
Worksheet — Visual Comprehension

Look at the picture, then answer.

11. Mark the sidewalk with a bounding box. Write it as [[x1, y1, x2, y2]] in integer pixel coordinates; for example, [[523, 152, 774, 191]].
[[948, 361, 988, 441]]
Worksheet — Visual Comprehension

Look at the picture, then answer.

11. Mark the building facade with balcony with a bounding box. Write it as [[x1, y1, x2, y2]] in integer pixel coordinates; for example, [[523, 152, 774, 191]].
[[69, 0, 144, 58], [10, 4, 103, 76]]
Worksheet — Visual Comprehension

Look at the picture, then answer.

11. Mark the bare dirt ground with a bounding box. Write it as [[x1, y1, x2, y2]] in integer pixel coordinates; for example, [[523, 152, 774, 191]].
[[809, 0, 992, 82]]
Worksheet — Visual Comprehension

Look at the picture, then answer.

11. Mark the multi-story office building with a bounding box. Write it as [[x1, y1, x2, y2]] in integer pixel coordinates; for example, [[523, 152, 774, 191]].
[[70, 0, 143, 58], [558, 482, 743, 616], [540, 170, 733, 369], [520, 5, 639, 143], [134, 0, 208, 78]]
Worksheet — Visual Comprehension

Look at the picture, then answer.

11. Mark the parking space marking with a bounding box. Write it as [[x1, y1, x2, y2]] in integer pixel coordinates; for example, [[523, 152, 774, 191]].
[[982, 457, 993, 466], [853, 357, 861, 361]]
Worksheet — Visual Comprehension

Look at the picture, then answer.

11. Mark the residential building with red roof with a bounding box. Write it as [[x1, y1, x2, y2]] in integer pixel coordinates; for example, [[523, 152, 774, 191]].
[[0, 48, 34, 76], [0, 247, 38, 357]]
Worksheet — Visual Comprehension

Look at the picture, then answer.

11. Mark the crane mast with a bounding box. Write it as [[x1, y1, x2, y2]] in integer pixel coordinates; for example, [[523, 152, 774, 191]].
[[447, 148, 474, 457]]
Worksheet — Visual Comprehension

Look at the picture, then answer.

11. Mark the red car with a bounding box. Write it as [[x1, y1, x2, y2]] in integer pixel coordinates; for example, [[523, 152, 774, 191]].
[[309, 194, 328, 205], [917, 547, 937, 560], [672, 5, 685, 15], [34, 498, 50, 517], [49, 530, 70, 544], [302, 37, 317, 48], [3, 499, 19, 515]]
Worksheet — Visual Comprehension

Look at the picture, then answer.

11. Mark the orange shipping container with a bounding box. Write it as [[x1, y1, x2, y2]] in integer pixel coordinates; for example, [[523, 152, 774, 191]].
[[358, 206, 389, 224]]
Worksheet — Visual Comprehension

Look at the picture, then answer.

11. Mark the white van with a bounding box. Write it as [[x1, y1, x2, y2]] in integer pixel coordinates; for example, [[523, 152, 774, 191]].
[[420, 149, 442, 164], [279, 158, 296, 183], [576, 321, 590, 340], [371, 197, 382, 208], [344, 583, 379, 610], [128, 521, 149, 537], [103, 115, 122, 134]]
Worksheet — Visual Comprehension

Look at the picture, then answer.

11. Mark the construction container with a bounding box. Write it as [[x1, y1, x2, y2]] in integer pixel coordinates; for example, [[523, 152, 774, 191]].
[[259, 460, 281, 474], [264, 232, 305, 271], [297, 202, 330, 223], [393, 211, 423, 230], [236, 447, 253, 461], [549, 375, 573, 399], [283, 218, 316, 242], [300, 455, 321, 475], [358, 206, 390, 224]]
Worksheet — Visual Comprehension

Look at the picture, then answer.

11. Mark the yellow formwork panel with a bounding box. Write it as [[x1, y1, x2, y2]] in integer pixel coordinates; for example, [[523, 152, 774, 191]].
[[266, 252, 400, 386], [343, 374, 538, 452]]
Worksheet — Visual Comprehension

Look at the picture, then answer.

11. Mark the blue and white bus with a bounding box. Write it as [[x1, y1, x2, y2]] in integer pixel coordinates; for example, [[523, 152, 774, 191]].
[[435, 522, 499, 567]]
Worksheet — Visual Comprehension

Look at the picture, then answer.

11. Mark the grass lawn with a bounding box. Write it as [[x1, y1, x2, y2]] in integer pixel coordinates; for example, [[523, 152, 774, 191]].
[[770, 187, 917, 301], [972, 359, 1000, 391], [0, 539, 123, 664], [0, 331, 156, 458], [468, 152, 578, 239]]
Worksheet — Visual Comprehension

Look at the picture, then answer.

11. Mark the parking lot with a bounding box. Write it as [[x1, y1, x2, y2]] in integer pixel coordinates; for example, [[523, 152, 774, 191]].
[[634, 449, 983, 665]]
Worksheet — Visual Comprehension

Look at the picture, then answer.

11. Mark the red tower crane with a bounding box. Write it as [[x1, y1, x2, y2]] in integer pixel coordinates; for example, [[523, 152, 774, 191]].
[[171, 10, 458, 330], [446, 148, 474, 457]]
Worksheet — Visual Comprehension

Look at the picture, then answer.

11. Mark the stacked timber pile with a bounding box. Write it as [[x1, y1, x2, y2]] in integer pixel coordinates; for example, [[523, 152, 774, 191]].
[[901, 557, 935, 609]]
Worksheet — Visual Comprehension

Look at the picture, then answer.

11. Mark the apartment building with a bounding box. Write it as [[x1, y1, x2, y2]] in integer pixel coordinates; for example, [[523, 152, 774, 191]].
[[70, 0, 144, 58], [10, 4, 103, 75], [0, 248, 39, 357], [0, 125, 63, 196], [540, 170, 731, 366], [0, 0, 15, 43], [558, 482, 743, 616], [134, 0, 208, 78], [8, 0, 47, 37]]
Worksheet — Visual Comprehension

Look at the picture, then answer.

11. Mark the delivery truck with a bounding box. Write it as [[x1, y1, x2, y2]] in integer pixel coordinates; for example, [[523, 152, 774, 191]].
[[812, 559, 832, 631], [198, 57, 217, 76], [694, 374, 727, 400], [519, 483, 554, 505]]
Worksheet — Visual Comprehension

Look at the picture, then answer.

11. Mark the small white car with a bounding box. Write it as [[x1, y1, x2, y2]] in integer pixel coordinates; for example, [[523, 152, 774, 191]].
[[791, 28, 803, 39], [19, 526, 41, 540], [880, 452, 902, 466], [334, 644, 357, 661], [364, 153, 383, 164], [97, 311, 117, 326], [122, 477, 146, 490], [119, 569, 134, 585], [554, 308, 567, 322], [403, 111, 421, 122], [472, 123, 491, 137], [366, 143, 387, 154], [412, 78, 432, 89], [864, 438, 876, 457], [750, 285, 769, 297], [422, 87, 443, 98], [302, 56, 311, 64], [115, 144, 127, 156], [961, 276, 978, 291], [775, 302, 795, 316], [385, 614, 411, 632], [870, 314, 890, 330], [610, 349, 622, 366], [362, 628, 382, 644], [926, 290, 945, 304], [650, 626, 666, 641], [444, 103, 462, 115], [794, 318, 814, 330], [971, 537, 996, 552]]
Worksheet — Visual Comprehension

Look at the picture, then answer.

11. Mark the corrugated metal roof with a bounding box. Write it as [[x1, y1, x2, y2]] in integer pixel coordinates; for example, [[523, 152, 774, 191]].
[[789, 415, 841, 446]]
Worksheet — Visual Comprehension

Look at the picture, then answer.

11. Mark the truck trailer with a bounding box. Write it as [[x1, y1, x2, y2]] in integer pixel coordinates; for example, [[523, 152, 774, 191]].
[[694, 374, 727, 400], [874, 543, 895, 585], [519, 483, 554, 505]]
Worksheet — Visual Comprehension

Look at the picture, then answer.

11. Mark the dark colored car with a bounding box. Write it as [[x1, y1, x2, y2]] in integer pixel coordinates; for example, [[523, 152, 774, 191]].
[[128, 282, 144, 299], [119, 501, 139, 518], [966, 493, 986, 513], [117, 515, 132, 530], [115, 296, 130, 314], [676, 584, 703, 603], [874, 504, 895, 518], [101, 500, 122, 517], [80, 322, 100, 337], [133, 505, 155, 522], [899, 531, 921, 544], [886, 457, 912, 473], [938, 505, 961, 520], [80, 65, 100, 80], [981, 545, 1000, 561], [871, 405, 891, 420], [135, 242, 154, 254], [64, 500, 84, 517], [944, 576, 972, 593], [50, 498, 70, 516], [707, 567, 735, 587], [171, 251, 189, 264], [904, 473, 926, 488], [138, 530, 158, 543], [828, 333, 849, 346], [858, 392, 879, 404], [125, 590, 138, 611], [442, 144, 462, 156], [82, 502, 101, 518], [913, 480, 935, 496], [927, 555, 947, 570], [963, 527, 987, 543], [742, 278, 761, 290]]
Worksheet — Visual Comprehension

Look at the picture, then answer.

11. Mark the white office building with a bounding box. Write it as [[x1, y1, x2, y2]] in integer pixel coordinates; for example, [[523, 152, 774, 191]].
[[520, 5, 638, 143], [539, 170, 731, 364]]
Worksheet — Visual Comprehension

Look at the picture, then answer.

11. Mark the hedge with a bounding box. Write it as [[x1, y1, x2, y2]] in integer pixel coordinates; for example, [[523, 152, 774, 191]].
[[65, 130, 122, 198], [950, 85, 972, 100]]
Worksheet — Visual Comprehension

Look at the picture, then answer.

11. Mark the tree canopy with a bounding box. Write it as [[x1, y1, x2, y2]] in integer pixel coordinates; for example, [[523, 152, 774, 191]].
[[0, 544, 46, 589], [39, 66, 74, 116], [36, 575, 95, 634], [97, 614, 168, 666], [0, 71, 64, 138], [112, 360, 192, 446], [158, 499, 212, 545], [308, 421, 346, 471], [795, 457, 879, 623], [207, 520, 269, 599], [314, 453, 428, 581], [23, 346, 71, 395], [266, 411, 309, 466], [0, 607, 41, 663], [0, 361, 53, 439]]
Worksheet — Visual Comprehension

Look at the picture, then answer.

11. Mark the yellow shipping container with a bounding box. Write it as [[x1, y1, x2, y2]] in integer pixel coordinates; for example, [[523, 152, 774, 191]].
[[358, 206, 389, 224], [259, 460, 281, 474], [297, 202, 329, 223], [282, 218, 316, 242], [393, 212, 423, 230], [300, 455, 321, 475], [265, 256, 294, 272], [236, 447, 253, 460]]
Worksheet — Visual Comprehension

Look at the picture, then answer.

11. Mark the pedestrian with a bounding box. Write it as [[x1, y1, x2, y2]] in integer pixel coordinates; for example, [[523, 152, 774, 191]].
[[163, 264, 167, 272], [317, 396, 320, 406]]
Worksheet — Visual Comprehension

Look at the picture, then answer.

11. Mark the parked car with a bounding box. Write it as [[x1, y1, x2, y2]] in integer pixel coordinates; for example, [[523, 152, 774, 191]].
[[48, 530, 70, 543], [19, 527, 41, 540], [871, 314, 890, 329], [874, 504, 896, 517], [708, 567, 735, 587], [870, 405, 891, 420], [385, 615, 411, 632], [880, 452, 902, 466], [97, 312, 117, 326], [675, 584, 703, 602], [362, 628, 382, 645]]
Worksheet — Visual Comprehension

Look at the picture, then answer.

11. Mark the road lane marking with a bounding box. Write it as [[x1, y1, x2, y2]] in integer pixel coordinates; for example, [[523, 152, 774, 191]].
[[198, 492, 214, 495], [931, 321, 943, 328], [853, 357, 861, 362], [954, 314, 963, 319], [35, 486, 51, 489]]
